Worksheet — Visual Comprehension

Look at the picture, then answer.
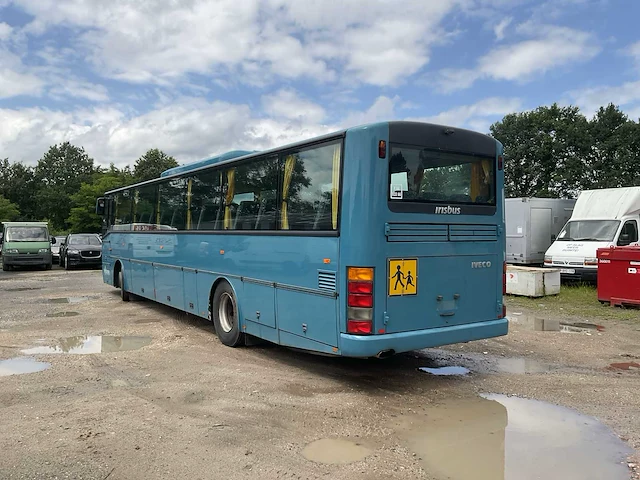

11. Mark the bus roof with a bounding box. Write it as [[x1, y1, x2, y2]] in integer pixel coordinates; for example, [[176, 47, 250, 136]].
[[104, 120, 496, 195], [160, 150, 258, 178]]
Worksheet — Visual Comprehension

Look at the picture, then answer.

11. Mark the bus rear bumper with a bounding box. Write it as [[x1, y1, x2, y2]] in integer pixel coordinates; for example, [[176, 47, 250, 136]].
[[339, 318, 508, 358]]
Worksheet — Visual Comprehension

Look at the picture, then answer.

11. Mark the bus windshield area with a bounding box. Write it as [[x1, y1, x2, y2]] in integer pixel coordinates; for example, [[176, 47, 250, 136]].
[[557, 220, 620, 242], [5, 227, 48, 242], [389, 145, 495, 205]]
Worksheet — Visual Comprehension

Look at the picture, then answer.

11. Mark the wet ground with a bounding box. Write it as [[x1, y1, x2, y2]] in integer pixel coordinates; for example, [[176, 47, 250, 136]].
[[0, 267, 639, 479]]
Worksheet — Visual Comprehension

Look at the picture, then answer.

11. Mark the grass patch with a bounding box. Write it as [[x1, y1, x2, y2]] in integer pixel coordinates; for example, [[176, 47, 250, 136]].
[[506, 284, 640, 322]]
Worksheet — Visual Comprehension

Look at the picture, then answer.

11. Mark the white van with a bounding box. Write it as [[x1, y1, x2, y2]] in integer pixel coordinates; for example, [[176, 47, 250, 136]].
[[544, 187, 640, 281]]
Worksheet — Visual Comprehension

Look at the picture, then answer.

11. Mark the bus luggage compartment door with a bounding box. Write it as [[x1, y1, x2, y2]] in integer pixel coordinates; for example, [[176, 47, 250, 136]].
[[385, 254, 499, 333]]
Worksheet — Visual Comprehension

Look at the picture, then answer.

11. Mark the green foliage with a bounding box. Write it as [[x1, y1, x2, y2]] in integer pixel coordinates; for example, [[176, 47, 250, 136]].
[[0, 159, 38, 220], [490, 102, 640, 199], [67, 171, 134, 233], [490, 103, 591, 198], [0, 195, 20, 221], [34, 142, 99, 230], [134, 149, 178, 183]]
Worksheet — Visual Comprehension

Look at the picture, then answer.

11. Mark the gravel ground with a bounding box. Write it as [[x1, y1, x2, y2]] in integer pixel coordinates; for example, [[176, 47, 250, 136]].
[[0, 267, 638, 480]]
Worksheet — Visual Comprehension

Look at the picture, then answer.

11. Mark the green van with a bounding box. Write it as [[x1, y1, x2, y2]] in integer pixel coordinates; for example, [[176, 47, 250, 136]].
[[1, 222, 55, 271]]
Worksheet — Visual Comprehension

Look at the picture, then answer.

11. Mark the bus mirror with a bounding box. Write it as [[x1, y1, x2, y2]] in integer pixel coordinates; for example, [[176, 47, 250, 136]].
[[95, 197, 106, 215]]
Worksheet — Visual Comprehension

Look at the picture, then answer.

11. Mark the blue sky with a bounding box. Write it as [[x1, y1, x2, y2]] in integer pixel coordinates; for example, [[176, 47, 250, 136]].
[[0, 0, 638, 168]]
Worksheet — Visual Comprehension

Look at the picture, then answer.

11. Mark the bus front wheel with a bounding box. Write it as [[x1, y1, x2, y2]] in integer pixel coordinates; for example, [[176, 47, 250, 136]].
[[212, 282, 243, 347], [118, 269, 130, 302]]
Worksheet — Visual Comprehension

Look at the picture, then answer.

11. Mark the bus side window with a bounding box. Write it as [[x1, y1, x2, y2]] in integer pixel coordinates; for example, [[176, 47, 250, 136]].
[[225, 155, 278, 231], [134, 184, 158, 226], [159, 178, 187, 230], [280, 141, 341, 231], [114, 190, 133, 229], [190, 170, 223, 230]]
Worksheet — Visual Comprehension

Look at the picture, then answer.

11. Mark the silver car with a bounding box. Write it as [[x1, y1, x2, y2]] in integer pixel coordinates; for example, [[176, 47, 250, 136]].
[[51, 236, 66, 264]]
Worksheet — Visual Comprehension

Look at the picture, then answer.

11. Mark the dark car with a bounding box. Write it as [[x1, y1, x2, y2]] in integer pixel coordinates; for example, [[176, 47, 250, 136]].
[[59, 234, 102, 270]]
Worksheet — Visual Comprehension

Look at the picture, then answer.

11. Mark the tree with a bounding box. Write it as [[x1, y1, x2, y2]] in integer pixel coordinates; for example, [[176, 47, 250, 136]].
[[34, 142, 98, 230], [490, 104, 591, 198], [0, 195, 20, 221], [0, 159, 38, 220], [134, 149, 178, 183], [585, 104, 640, 189], [67, 168, 133, 233]]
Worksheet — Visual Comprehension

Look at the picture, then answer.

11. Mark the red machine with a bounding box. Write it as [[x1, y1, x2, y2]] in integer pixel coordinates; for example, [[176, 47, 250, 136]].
[[597, 246, 640, 307]]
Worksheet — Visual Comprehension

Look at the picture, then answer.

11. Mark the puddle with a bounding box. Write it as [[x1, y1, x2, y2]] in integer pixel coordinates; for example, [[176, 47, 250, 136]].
[[509, 315, 604, 334], [0, 357, 51, 376], [47, 296, 93, 304], [4, 287, 42, 292], [418, 366, 470, 376], [46, 311, 80, 317], [21, 335, 152, 355], [399, 394, 632, 480], [302, 438, 371, 465], [608, 362, 640, 371], [414, 350, 552, 376]]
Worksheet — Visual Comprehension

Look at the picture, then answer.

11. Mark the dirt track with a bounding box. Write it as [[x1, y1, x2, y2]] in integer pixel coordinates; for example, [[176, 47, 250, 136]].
[[0, 267, 638, 479]]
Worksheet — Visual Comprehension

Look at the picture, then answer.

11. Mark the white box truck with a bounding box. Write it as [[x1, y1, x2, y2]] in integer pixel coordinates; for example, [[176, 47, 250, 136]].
[[506, 197, 576, 265], [544, 187, 640, 281]]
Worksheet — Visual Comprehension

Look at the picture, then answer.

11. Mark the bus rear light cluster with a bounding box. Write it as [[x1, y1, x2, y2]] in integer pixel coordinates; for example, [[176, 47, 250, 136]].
[[347, 267, 374, 334]]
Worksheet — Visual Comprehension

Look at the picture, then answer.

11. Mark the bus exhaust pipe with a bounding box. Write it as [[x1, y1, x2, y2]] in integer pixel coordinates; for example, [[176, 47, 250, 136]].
[[375, 349, 395, 359]]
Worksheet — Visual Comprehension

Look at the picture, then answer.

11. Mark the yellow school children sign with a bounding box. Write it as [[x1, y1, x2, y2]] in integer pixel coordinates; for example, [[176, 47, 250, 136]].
[[388, 258, 417, 296]]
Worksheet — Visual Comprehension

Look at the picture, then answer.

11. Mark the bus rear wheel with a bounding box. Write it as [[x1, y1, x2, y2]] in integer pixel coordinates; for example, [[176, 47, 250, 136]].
[[212, 282, 243, 347], [118, 269, 130, 302]]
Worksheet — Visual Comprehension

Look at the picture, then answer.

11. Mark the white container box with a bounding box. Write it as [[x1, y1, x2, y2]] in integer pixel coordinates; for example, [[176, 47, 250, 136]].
[[506, 265, 561, 297]]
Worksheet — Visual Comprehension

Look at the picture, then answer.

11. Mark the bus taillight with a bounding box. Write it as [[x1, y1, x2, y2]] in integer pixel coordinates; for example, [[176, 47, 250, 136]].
[[347, 267, 374, 334], [378, 140, 386, 159]]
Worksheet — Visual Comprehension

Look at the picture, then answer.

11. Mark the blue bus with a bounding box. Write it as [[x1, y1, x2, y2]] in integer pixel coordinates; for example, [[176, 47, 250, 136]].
[[96, 121, 507, 358]]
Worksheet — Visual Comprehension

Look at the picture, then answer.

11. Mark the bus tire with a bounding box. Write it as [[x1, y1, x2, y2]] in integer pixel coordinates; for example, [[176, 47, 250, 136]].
[[119, 269, 130, 302], [212, 281, 243, 347]]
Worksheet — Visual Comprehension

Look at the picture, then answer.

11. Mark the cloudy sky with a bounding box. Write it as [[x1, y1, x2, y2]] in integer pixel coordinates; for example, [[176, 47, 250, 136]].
[[0, 0, 638, 168]]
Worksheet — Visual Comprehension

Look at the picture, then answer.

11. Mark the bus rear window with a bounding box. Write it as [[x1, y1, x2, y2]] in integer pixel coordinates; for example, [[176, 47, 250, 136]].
[[389, 145, 495, 205]]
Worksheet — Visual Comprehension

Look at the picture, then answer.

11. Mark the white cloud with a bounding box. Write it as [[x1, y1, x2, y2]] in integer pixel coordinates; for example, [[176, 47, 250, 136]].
[[261, 89, 327, 124], [0, 22, 13, 41], [567, 80, 640, 118], [409, 97, 523, 132], [433, 24, 600, 92], [10, 0, 462, 88], [48, 78, 110, 103], [493, 17, 512, 41], [627, 40, 640, 67], [341, 96, 400, 127], [0, 48, 44, 98], [0, 96, 336, 168]]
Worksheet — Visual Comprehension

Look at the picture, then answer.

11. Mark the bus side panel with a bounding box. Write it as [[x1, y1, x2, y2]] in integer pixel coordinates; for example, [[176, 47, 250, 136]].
[[183, 270, 198, 314], [154, 265, 185, 310], [243, 281, 276, 328], [276, 291, 338, 347], [131, 260, 155, 299]]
